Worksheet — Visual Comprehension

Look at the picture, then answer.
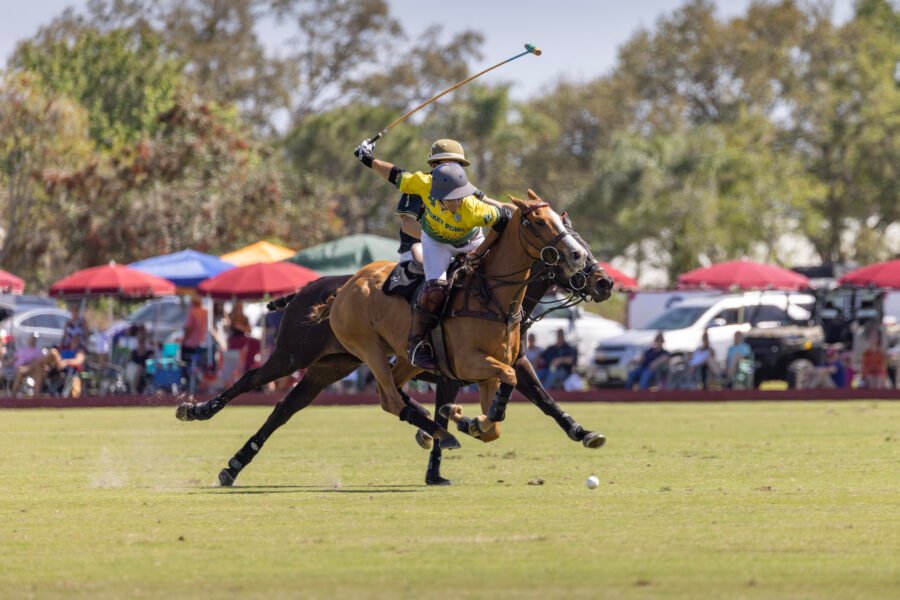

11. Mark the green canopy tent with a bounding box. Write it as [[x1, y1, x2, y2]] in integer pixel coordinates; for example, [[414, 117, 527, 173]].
[[287, 234, 399, 276]]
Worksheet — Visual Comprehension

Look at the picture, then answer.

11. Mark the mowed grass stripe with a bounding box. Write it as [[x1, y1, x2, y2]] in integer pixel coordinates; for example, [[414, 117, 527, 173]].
[[1, 402, 898, 599]]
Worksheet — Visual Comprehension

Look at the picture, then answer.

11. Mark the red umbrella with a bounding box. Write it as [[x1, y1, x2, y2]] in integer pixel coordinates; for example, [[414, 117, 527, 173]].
[[49, 262, 175, 298], [198, 262, 320, 300], [839, 259, 900, 289], [678, 259, 809, 291], [597, 261, 638, 289], [0, 269, 24, 294]]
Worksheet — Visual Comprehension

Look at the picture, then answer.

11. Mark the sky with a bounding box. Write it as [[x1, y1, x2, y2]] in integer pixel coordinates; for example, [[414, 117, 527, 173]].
[[0, 0, 856, 99]]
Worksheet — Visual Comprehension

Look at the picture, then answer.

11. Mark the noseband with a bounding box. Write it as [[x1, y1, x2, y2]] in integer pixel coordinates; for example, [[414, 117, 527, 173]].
[[518, 202, 577, 268]]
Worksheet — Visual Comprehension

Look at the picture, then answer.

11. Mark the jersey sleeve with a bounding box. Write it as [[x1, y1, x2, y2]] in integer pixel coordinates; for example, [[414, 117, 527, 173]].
[[397, 171, 432, 198], [464, 197, 500, 227], [396, 193, 423, 218]]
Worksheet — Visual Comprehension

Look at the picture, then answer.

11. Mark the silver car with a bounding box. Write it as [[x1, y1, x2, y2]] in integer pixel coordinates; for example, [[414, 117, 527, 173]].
[[2, 307, 72, 351]]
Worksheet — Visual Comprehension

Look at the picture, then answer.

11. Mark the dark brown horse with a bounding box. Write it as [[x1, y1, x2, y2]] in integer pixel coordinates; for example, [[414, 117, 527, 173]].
[[176, 209, 613, 486]]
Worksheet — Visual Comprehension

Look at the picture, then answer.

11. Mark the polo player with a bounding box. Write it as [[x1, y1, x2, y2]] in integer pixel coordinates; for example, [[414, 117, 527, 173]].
[[354, 139, 513, 370]]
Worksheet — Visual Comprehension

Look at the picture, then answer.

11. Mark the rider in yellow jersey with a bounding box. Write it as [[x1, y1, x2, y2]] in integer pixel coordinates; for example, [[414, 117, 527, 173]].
[[355, 138, 513, 370]]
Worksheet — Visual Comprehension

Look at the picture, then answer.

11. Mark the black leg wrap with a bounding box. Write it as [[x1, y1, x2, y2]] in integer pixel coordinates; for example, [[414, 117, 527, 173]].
[[400, 405, 440, 436], [455, 416, 482, 438], [233, 435, 266, 469], [487, 383, 514, 422]]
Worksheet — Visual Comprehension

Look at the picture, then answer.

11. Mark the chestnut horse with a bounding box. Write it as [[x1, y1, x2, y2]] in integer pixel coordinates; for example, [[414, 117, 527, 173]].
[[176, 194, 610, 486], [320, 192, 586, 446]]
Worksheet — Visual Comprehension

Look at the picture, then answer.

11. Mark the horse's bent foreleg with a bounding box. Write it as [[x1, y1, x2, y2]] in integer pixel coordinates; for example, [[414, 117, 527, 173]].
[[513, 355, 606, 449], [176, 351, 296, 422], [218, 355, 360, 486], [362, 352, 460, 450]]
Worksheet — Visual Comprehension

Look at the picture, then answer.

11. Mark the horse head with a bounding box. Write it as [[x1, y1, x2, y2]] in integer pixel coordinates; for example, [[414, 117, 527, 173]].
[[558, 212, 614, 303], [509, 189, 587, 280]]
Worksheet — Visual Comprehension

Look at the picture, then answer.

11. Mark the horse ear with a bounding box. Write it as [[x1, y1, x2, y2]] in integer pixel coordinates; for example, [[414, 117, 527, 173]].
[[527, 189, 542, 202], [508, 194, 527, 210]]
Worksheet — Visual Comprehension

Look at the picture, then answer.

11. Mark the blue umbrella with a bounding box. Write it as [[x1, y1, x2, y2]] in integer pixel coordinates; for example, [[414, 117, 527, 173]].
[[130, 250, 236, 288]]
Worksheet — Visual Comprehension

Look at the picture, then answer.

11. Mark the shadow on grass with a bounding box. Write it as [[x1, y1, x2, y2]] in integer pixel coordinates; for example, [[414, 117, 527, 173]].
[[189, 484, 423, 495]]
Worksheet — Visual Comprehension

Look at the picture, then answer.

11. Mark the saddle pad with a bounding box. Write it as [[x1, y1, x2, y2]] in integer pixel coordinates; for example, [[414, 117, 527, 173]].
[[382, 261, 424, 304]]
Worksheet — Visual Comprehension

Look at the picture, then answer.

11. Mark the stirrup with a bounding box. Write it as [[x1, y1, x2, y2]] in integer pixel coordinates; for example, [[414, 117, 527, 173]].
[[409, 340, 437, 369]]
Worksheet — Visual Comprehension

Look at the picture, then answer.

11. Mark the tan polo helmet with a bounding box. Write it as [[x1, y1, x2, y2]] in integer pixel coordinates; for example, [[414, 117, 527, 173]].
[[427, 139, 470, 166]]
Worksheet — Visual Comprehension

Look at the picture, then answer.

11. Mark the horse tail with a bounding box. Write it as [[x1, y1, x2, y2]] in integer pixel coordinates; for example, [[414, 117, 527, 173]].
[[267, 292, 297, 311], [309, 290, 339, 323]]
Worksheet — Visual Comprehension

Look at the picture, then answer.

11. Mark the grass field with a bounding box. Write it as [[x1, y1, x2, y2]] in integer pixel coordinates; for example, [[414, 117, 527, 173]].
[[1, 401, 898, 599]]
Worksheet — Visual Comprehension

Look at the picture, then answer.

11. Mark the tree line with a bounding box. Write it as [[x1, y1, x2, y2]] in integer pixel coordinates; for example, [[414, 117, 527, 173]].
[[1, 0, 897, 290]]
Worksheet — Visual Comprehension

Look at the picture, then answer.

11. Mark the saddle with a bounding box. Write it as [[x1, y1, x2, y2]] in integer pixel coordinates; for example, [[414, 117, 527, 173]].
[[382, 258, 467, 381], [382, 255, 522, 383]]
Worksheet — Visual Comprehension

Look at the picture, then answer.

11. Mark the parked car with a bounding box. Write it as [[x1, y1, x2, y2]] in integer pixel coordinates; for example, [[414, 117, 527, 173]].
[[102, 297, 189, 348], [1, 306, 72, 352], [528, 295, 625, 372], [589, 291, 817, 387]]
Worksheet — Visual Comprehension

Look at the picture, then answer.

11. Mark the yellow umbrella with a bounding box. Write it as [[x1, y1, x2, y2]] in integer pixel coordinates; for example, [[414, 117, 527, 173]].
[[220, 241, 296, 267]]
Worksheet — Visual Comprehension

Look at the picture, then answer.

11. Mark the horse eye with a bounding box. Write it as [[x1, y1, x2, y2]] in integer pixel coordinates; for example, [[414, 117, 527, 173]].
[[536, 219, 548, 227]]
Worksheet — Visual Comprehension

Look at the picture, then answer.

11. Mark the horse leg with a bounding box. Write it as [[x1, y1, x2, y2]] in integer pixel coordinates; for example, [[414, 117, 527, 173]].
[[424, 380, 460, 486], [514, 355, 606, 449], [176, 350, 295, 422], [217, 355, 359, 486], [366, 353, 461, 451], [443, 356, 517, 443]]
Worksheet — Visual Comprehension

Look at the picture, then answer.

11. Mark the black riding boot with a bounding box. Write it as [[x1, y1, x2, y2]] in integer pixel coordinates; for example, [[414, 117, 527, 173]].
[[408, 280, 446, 370]]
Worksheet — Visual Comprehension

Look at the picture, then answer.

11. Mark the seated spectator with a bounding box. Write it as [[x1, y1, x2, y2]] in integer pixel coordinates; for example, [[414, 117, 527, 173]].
[[725, 331, 754, 387], [688, 331, 719, 390], [227, 326, 261, 372], [861, 331, 890, 389], [799, 345, 847, 389], [10, 334, 45, 395], [125, 334, 155, 393], [26, 333, 88, 398], [625, 332, 669, 390], [537, 329, 578, 390], [228, 301, 251, 341], [524, 333, 543, 366]]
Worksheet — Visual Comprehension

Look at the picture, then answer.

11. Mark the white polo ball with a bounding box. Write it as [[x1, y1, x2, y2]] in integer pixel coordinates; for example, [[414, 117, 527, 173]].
[[586, 475, 600, 490]]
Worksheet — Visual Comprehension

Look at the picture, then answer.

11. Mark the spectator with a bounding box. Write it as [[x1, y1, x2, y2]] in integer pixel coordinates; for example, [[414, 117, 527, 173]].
[[182, 295, 209, 372], [228, 301, 251, 341], [227, 326, 261, 372], [27, 333, 88, 398], [688, 331, 719, 390], [524, 333, 543, 366], [10, 334, 44, 394], [625, 332, 669, 390], [60, 304, 87, 348], [537, 329, 578, 390], [799, 345, 847, 389], [725, 331, 754, 388], [125, 334, 154, 393], [860, 331, 890, 389]]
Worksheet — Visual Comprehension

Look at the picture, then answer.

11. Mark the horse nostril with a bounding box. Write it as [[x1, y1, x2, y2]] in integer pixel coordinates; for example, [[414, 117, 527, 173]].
[[571, 250, 582, 262]]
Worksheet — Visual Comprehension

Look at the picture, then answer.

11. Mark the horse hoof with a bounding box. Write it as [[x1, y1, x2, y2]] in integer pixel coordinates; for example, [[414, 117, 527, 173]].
[[415, 429, 433, 450], [582, 431, 607, 449], [438, 434, 461, 450], [425, 472, 452, 486], [218, 469, 236, 487], [438, 403, 457, 420], [175, 403, 194, 421]]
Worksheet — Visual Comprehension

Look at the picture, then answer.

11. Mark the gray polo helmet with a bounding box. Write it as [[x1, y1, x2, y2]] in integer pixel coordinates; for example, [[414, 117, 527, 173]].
[[430, 163, 477, 201]]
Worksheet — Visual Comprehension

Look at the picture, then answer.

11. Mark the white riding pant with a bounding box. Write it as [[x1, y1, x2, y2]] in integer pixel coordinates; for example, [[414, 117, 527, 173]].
[[422, 229, 484, 282]]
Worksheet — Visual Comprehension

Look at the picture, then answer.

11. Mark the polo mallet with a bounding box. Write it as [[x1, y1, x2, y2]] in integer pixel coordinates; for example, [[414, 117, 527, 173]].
[[367, 43, 542, 143]]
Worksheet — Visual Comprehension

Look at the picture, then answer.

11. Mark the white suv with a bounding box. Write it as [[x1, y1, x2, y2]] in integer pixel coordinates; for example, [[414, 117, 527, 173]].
[[589, 292, 815, 386]]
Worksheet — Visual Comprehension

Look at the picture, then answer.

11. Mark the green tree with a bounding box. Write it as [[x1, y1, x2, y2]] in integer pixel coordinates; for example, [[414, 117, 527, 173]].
[[0, 72, 93, 285], [11, 27, 184, 149]]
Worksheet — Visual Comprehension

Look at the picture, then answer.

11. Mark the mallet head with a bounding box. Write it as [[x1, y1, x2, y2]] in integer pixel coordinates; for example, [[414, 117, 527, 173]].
[[525, 43, 542, 56]]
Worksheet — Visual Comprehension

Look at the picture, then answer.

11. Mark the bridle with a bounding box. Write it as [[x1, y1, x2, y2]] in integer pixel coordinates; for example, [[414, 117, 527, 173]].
[[517, 202, 580, 270]]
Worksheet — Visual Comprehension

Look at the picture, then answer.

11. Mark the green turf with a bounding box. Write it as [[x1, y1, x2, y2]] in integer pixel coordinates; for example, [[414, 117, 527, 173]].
[[1, 402, 898, 599]]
